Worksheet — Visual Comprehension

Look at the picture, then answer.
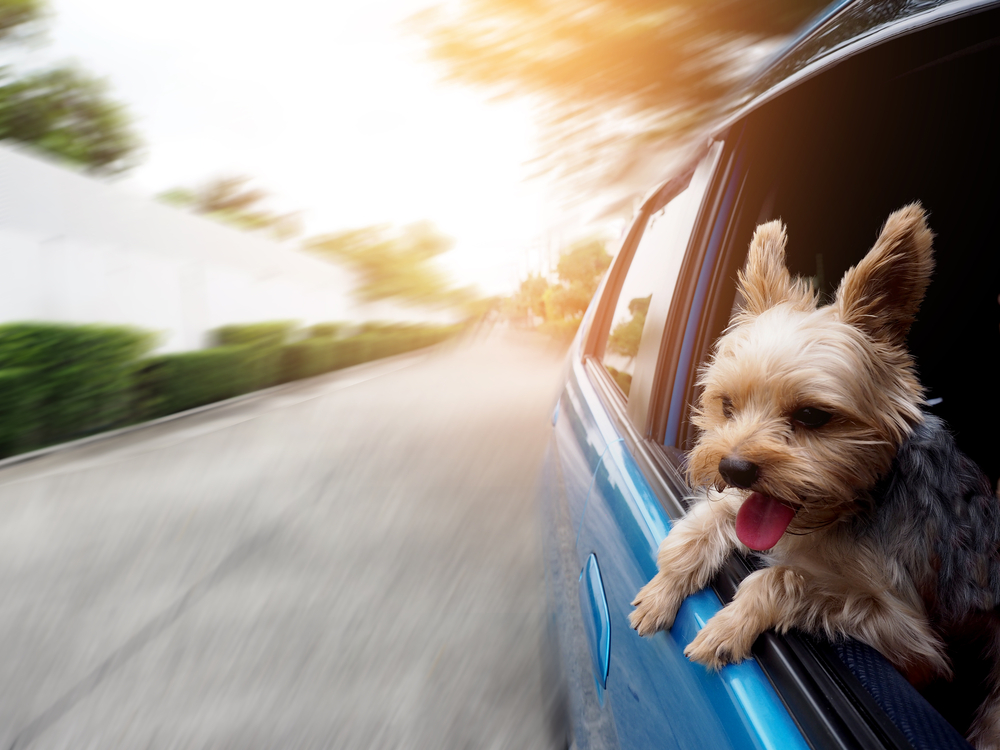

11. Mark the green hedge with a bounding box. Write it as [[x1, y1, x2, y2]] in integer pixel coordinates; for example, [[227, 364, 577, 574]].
[[0, 319, 462, 459], [279, 323, 462, 383], [139, 344, 255, 418], [0, 367, 43, 456], [280, 338, 336, 382], [309, 322, 347, 339], [213, 321, 296, 348], [0, 323, 155, 453], [212, 322, 295, 390]]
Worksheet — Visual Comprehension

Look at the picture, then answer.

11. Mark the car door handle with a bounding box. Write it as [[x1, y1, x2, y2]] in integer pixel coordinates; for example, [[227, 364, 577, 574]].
[[579, 553, 610, 689]]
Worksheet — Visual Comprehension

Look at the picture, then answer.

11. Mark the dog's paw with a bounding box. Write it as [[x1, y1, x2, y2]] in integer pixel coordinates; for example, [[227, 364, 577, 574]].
[[630, 576, 682, 636], [683, 612, 755, 670]]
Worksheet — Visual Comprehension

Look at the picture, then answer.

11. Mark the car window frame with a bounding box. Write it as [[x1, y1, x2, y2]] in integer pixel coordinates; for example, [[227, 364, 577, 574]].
[[583, 162, 696, 364], [624, 141, 725, 433], [581, 140, 732, 509], [583, 141, 723, 425]]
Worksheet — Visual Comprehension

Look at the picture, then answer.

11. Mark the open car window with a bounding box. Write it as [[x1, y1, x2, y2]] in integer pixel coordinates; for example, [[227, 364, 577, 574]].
[[661, 12, 1000, 746]]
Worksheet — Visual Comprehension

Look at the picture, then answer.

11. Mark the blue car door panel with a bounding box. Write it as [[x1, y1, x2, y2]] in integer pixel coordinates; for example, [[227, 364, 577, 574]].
[[574, 395, 810, 750]]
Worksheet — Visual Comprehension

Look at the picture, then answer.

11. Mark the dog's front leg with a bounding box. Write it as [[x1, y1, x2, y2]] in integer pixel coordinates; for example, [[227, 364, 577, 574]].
[[684, 565, 952, 680], [630, 495, 739, 636], [683, 565, 803, 669]]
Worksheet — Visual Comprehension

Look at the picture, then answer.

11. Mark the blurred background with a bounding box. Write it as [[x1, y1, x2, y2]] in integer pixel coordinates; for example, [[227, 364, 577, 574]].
[[0, 0, 829, 747]]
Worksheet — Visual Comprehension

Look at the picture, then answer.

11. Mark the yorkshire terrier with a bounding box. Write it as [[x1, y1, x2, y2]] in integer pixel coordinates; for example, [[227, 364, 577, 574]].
[[629, 204, 1000, 748]]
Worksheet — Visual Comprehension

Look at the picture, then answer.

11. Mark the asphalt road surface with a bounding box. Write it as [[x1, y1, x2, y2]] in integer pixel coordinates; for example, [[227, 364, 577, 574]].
[[0, 330, 567, 750]]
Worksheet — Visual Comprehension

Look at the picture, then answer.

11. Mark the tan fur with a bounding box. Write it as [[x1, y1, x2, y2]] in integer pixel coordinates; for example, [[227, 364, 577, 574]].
[[629, 204, 1000, 748]]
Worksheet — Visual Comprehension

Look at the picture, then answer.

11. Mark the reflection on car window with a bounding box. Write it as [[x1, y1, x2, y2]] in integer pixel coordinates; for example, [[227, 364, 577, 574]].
[[601, 187, 693, 396]]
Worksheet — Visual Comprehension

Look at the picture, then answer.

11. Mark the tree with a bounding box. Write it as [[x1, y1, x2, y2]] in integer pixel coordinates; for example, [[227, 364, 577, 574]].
[[0, 0, 141, 174], [507, 273, 550, 323], [412, 0, 828, 194], [544, 237, 613, 319], [0, 66, 140, 174], [159, 176, 302, 240], [607, 294, 651, 360], [306, 221, 476, 310], [505, 235, 612, 339], [0, 0, 43, 41]]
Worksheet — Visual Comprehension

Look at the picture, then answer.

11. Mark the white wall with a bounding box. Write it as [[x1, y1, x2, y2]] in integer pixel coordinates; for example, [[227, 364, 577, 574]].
[[0, 144, 399, 352]]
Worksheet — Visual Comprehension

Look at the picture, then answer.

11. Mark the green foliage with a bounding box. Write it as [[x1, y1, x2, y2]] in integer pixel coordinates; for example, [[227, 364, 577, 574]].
[[280, 338, 337, 382], [281, 323, 462, 382], [310, 322, 348, 338], [0, 0, 141, 174], [158, 176, 302, 239], [137, 345, 270, 419], [412, 0, 828, 188], [0, 366, 42, 455], [505, 236, 612, 343], [506, 273, 550, 321], [0, 66, 140, 174], [0, 0, 43, 41], [307, 222, 474, 309], [0, 323, 155, 455], [212, 321, 295, 348], [211, 321, 295, 391], [0, 319, 464, 458], [607, 294, 651, 359], [556, 238, 614, 288]]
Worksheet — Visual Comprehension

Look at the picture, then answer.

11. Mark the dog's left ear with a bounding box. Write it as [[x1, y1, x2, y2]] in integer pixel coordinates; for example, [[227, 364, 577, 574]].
[[834, 203, 934, 346]]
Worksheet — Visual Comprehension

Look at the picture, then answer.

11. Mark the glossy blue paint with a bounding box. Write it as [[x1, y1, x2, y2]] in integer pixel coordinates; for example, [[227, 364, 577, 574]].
[[577, 446, 809, 750], [579, 553, 611, 692], [554, 366, 609, 548], [575, 439, 622, 553], [542, 310, 808, 748]]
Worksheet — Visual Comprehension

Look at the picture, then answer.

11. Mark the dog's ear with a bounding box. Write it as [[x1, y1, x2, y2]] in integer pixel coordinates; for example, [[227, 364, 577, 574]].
[[737, 220, 797, 316], [834, 203, 934, 346]]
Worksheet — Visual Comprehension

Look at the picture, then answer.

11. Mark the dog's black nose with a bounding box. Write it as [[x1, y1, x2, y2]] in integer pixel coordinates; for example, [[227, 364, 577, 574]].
[[718, 457, 759, 489]]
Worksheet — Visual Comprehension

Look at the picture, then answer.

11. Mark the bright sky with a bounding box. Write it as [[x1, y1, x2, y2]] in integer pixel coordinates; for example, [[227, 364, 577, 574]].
[[44, 0, 565, 294]]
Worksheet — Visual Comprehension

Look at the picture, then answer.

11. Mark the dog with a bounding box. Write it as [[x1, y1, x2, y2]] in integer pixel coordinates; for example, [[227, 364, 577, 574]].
[[628, 203, 1000, 748]]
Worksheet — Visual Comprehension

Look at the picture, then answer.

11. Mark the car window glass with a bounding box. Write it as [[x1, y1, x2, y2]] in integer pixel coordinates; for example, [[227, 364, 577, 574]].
[[600, 185, 694, 396]]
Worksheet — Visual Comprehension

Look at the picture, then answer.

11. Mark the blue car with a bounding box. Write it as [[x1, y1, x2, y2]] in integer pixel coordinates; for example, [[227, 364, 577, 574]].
[[538, 1, 1000, 748]]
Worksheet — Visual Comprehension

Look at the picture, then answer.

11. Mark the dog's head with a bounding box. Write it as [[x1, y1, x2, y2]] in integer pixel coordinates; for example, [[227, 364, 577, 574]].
[[687, 203, 934, 549]]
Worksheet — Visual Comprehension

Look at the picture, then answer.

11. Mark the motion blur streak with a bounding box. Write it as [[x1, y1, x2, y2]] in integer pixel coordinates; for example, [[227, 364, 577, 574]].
[[0, 330, 565, 749]]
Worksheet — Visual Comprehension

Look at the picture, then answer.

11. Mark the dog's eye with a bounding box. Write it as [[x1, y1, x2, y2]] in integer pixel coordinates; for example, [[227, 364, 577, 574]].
[[791, 407, 832, 428], [721, 396, 734, 419]]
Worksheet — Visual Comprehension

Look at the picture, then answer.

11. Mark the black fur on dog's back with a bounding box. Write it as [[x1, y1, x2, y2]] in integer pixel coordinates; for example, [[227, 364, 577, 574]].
[[863, 414, 1000, 630]]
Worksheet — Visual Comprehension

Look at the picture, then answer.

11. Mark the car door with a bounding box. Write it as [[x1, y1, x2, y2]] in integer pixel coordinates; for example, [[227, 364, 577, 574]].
[[558, 138, 809, 750]]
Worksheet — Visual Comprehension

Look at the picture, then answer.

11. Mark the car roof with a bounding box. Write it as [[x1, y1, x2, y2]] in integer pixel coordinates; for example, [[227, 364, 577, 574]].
[[711, 0, 1000, 137]]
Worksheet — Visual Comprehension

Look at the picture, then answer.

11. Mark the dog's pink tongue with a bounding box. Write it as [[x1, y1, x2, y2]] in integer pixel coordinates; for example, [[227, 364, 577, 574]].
[[736, 492, 796, 551]]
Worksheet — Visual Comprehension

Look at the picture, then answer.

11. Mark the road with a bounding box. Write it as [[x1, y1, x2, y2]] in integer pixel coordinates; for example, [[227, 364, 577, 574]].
[[0, 330, 567, 750]]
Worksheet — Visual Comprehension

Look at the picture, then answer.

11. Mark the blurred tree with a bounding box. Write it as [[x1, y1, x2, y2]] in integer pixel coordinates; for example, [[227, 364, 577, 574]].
[[412, 0, 828, 192], [159, 176, 302, 240], [544, 237, 612, 319], [505, 235, 611, 339], [0, 0, 141, 174], [307, 221, 477, 309], [0, 0, 42, 40], [509, 273, 550, 322]]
